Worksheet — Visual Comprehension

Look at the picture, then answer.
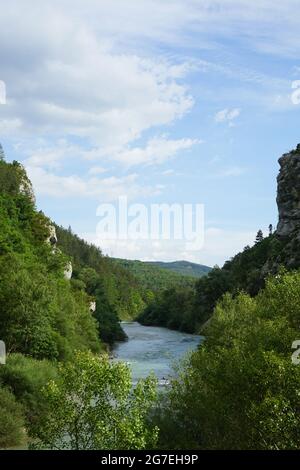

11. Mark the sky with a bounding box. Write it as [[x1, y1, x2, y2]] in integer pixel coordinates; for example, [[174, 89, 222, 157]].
[[0, 0, 300, 266]]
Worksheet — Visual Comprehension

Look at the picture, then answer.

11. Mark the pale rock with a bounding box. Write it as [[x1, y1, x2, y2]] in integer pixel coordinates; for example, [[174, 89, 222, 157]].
[[46, 224, 58, 246], [64, 261, 73, 280]]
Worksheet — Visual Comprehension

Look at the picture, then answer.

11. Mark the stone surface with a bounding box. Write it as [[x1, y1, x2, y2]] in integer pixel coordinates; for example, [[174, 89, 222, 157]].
[[63, 261, 73, 280], [46, 224, 58, 246], [19, 170, 36, 204], [277, 144, 300, 238]]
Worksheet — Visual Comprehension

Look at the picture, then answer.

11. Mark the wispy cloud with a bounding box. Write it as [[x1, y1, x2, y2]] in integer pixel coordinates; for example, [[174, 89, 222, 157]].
[[210, 166, 247, 178], [215, 108, 241, 124]]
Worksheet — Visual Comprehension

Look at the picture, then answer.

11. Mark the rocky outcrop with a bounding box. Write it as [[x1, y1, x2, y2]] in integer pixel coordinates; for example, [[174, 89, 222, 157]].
[[18, 164, 36, 204], [0, 340, 5, 365], [277, 144, 300, 238], [46, 224, 58, 246], [63, 261, 73, 280]]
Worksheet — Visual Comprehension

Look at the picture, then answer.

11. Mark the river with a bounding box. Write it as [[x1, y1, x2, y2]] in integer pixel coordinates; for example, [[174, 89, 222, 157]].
[[113, 322, 203, 384]]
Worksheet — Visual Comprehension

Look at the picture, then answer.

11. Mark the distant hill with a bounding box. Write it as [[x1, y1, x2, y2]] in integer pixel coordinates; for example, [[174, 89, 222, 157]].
[[146, 260, 211, 278], [112, 258, 199, 292]]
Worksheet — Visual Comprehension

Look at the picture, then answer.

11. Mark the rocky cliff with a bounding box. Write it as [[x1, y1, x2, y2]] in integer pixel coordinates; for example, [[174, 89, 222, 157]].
[[270, 143, 300, 270], [277, 144, 300, 239]]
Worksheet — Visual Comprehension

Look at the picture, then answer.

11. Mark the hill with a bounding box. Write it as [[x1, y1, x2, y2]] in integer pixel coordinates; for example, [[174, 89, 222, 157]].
[[112, 258, 197, 292], [145, 260, 211, 278]]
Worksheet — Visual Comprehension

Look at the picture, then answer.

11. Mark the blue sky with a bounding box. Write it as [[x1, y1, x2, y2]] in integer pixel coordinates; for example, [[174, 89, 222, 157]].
[[0, 0, 300, 266]]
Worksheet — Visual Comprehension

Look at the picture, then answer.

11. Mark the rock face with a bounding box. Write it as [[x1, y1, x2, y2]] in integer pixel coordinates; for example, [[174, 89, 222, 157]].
[[64, 261, 73, 280], [0, 340, 5, 365], [18, 164, 36, 204], [46, 225, 58, 246], [19, 180, 36, 204], [277, 144, 300, 238]]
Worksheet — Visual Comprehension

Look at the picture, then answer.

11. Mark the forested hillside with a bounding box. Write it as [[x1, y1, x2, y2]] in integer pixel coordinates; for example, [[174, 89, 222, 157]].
[[146, 260, 211, 278], [113, 258, 196, 292], [0, 158, 103, 359], [55, 226, 148, 339]]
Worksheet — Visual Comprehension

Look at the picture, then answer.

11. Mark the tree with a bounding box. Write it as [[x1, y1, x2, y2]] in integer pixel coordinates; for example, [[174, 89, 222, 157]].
[[255, 229, 264, 244], [269, 224, 273, 236], [30, 351, 158, 450]]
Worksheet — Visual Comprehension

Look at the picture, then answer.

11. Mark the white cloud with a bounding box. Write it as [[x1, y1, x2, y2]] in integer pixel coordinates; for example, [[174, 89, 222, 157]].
[[25, 166, 155, 201], [88, 166, 108, 176], [110, 137, 200, 167], [0, 4, 194, 153], [215, 108, 241, 123]]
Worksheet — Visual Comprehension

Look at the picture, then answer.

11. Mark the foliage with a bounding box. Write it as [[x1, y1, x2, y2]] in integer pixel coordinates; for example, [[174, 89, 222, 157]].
[[55, 226, 146, 324], [0, 159, 102, 359], [138, 287, 196, 333], [139, 233, 284, 333], [0, 253, 101, 360], [145, 260, 211, 278], [158, 271, 300, 449], [0, 386, 25, 449], [30, 351, 159, 450], [114, 258, 197, 292], [0, 354, 57, 432], [78, 267, 127, 344]]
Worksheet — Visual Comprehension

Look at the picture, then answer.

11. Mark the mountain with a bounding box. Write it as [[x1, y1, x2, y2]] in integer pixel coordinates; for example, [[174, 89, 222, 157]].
[[145, 260, 211, 278]]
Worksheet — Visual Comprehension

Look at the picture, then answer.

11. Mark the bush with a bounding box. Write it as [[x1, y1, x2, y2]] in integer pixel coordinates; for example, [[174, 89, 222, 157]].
[[0, 354, 58, 432], [30, 351, 159, 450], [0, 387, 25, 449]]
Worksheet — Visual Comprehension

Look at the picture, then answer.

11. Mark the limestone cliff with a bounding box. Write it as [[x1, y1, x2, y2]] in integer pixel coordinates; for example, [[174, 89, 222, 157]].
[[268, 143, 300, 271], [63, 261, 73, 280], [277, 144, 300, 239]]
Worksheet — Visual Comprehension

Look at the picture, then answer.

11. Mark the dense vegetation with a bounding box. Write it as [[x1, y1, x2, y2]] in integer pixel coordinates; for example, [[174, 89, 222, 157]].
[[138, 232, 284, 333], [155, 270, 300, 449], [146, 260, 211, 278], [30, 351, 158, 450], [113, 258, 196, 292], [0, 159, 101, 360]]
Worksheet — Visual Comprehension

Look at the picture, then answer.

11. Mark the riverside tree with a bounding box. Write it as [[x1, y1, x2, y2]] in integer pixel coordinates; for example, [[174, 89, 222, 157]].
[[30, 351, 159, 450]]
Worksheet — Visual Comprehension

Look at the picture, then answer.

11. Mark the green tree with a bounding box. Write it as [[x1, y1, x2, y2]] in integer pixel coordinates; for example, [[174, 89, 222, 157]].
[[30, 351, 159, 450], [255, 229, 264, 244]]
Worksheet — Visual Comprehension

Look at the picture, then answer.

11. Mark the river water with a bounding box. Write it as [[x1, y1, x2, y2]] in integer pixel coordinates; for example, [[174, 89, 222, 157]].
[[113, 322, 203, 384]]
